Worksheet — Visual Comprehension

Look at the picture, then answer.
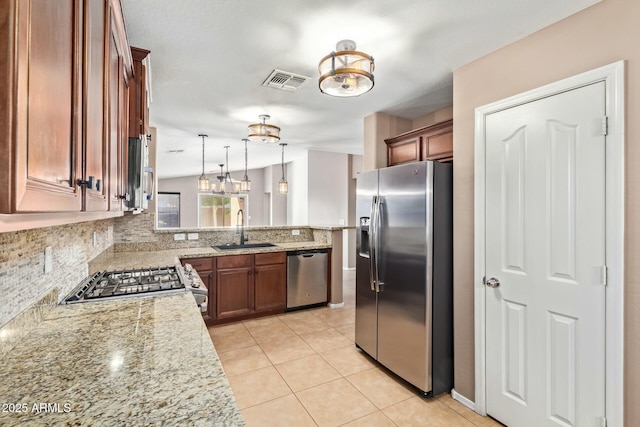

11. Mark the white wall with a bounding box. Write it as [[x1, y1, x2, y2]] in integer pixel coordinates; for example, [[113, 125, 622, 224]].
[[288, 153, 309, 225], [269, 164, 287, 226], [307, 151, 349, 226], [158, 167, 266, 228]]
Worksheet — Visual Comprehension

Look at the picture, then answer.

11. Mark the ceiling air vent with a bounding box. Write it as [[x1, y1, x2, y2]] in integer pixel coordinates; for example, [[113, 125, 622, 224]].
[[167, 149, 184, 154], [262, 69, 311, 92]]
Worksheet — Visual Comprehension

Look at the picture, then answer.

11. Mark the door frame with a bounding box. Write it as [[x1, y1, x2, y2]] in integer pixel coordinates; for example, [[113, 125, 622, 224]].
[[473, 61, 624, 425]]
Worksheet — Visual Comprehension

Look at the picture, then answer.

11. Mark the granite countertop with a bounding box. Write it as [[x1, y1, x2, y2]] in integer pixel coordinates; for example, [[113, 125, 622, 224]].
[[0, 293, 243, 426], [90, 241, 331, 272]]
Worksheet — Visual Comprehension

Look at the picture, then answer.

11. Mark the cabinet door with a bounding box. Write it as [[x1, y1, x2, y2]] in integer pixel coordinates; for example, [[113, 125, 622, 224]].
[[254, 263, 286, 312], [216, 267, 253, 318], [387, 136, 420, 166], [106, 3, 129, 211], [5, 0, 83, 212], [421, 129, 453, 161], [83, 0, 108, 211]]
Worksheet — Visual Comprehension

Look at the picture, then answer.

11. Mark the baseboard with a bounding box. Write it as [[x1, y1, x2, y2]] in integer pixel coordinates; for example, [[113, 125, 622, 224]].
[[451, 389, 475, 411], [328, 302, 345, 309]]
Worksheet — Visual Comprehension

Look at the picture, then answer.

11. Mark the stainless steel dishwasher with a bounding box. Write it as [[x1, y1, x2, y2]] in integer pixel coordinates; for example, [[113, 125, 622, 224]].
[[287, 249, 328, 309]]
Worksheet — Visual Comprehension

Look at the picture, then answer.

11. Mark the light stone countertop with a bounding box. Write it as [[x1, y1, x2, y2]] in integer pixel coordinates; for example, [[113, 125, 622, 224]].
[[0, 293, 244, 426], [0, 241, 330, 426]]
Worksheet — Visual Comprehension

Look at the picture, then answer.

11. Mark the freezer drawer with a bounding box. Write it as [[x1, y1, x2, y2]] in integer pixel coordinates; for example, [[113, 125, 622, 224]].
[[287, 249, 328, 309]]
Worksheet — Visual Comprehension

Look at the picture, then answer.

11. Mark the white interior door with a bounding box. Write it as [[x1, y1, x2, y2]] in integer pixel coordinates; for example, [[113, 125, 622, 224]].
[[484, 82, 606, 427]]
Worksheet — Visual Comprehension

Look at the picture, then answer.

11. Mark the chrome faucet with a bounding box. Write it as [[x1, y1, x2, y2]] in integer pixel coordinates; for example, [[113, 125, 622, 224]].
[[236, 209, 246, 245]]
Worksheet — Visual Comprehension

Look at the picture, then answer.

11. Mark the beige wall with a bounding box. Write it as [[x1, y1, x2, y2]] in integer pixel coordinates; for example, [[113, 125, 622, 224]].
[[453, 0, 639, 423], [363, 113, 412, 171]]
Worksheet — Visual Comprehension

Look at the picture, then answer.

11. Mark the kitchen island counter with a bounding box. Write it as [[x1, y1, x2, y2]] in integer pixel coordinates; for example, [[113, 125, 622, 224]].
[[0, 293, 244, 426]]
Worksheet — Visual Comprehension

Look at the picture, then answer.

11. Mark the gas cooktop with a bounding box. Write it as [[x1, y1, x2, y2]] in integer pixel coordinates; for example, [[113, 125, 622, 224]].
[[64, 266, 188, 303]]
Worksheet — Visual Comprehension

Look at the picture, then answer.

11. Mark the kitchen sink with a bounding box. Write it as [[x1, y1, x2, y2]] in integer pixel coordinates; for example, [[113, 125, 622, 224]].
[[213, 243, 277, 250]]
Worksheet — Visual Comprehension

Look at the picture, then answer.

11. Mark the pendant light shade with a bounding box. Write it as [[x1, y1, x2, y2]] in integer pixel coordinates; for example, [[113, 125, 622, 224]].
[[248, 114, 280, 143], [278, 143, 288, 194], [318, 39, 374, 97], [240, 138, 251, 192], [197, 134, 210, 191]]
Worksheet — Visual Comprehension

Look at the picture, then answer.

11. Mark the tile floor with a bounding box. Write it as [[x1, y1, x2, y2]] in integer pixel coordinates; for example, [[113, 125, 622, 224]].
[[209, 270, 504, 427]]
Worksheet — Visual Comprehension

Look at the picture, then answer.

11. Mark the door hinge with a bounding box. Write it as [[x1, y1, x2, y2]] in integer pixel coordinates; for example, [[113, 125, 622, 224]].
[[602, 116, 608, 136], [601, 265, 608, 286]]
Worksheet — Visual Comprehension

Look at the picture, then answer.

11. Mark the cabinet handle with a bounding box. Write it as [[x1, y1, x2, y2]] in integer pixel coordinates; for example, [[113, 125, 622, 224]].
[[255, 270, 259, 275], [248, 271, 253, 275]]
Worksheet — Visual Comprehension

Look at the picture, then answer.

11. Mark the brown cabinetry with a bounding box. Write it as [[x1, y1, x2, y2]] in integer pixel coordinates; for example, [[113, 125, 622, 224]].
[[254, 253, 287, 313], [182, 252, 287, 325], [128, 47, 151, 138], [0, 0, 134, 214], [385, 119, 453, 166]]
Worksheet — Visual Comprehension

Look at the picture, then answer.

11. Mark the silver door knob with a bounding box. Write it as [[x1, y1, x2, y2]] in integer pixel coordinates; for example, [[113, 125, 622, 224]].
[[485, 277, 500, 288]]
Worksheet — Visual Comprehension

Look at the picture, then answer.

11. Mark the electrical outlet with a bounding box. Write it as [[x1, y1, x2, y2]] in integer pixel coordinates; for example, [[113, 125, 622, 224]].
[[188, 233, 199, 240], [92, 231, 97, 248], [292, 229, 300, 236], [174, 233, 186, 241], [44, 247, 53, 274], [338, 219, 345, 225]]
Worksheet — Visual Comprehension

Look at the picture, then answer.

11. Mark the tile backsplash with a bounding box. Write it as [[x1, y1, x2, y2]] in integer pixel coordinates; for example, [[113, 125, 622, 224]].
[[0, 218, 115, 328], [0, 211, 337, 333]]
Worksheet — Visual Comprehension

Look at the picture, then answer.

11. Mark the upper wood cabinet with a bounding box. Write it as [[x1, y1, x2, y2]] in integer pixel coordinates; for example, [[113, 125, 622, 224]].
[[0, 0, 83, 213], [385, 119, 453, 166], [0, 0, 134, 214], [129, 47, 151, 138], [83, 0, 108, 211], [107, 2, 130, 211]]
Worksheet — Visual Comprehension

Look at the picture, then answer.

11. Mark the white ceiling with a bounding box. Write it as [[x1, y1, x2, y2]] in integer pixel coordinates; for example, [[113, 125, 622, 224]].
[[121, 0, 599, 179]]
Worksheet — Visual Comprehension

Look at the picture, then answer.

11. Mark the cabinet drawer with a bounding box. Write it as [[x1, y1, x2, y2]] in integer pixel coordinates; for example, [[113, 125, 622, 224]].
[[181, 257, 213, 272], [255, 251, 286, 266], [217, 254, 253, 269]]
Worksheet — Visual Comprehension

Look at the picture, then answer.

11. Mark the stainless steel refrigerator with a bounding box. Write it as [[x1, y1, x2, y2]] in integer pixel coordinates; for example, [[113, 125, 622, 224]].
[[355, 160, 453, 395]]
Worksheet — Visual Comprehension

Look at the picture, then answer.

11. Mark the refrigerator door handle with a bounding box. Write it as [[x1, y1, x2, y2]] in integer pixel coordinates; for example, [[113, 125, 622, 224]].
[[375, 197, 384, 292], [369, 196, 377, 291]]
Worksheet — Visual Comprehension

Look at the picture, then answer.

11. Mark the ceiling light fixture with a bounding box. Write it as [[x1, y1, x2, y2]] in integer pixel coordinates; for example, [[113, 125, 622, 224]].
[[221, 146, 240, 194], [278, 143, 288, 195], [248, 114, 280, 143], [318, 39, 374, 97], [240, 138, 251, 192], [197, 134, 209, 191]]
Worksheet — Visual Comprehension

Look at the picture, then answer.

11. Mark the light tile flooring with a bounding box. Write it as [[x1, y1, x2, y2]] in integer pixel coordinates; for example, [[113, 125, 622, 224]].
[[209, 270, 504, 427]]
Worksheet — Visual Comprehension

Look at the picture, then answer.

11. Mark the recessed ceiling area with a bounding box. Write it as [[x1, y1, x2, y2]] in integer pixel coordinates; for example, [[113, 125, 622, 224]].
[[121, 0, 600, 179]]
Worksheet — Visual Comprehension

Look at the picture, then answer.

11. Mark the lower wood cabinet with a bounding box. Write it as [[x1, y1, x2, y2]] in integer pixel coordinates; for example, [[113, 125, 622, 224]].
[[254, 263, 287, 312], [182, 251, 287, 325]]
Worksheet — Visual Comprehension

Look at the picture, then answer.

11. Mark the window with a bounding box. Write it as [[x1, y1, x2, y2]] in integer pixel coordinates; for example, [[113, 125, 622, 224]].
[[198, 194, 248, 228], [157, 192, 180, 228]]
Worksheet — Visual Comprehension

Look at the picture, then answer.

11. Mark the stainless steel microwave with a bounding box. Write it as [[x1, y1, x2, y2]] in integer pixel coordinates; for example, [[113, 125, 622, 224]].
[[126, 136, 154, 210]]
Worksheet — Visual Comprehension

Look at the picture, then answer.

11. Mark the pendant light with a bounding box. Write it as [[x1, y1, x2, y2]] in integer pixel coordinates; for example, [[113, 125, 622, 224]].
[[212, 147, 240, 194], [278, 143, 288, 194], [248, 114, 280, 143], [214, 164, 225, 193], [318, 39, 374, 97], [240, 138, 251, 192], [197, 134, 210, 191]]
